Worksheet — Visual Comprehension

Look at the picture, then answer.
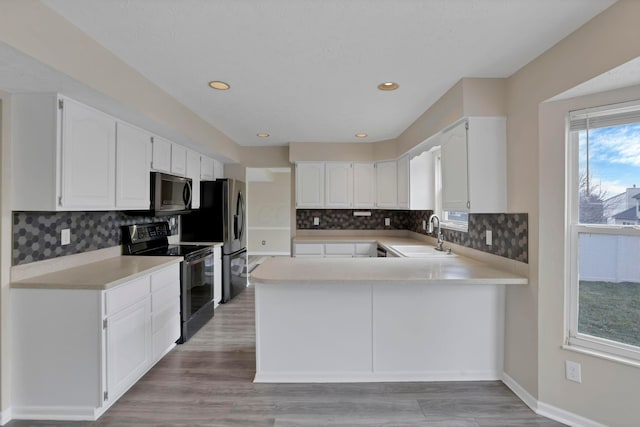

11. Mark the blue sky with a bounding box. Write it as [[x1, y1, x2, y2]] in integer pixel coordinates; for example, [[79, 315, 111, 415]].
[[578, 123, 640, 198]]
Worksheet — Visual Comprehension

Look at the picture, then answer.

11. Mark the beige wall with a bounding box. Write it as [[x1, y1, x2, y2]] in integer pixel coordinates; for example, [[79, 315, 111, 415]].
[[0, 1, 240, 162], [0, 90, 11, 416], [247, 171, 291, 254], [506, 1, 640, 425]]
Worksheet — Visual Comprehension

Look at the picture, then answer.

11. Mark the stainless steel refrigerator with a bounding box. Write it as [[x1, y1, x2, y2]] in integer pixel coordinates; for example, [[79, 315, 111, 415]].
[[181, 179, 247, 303]]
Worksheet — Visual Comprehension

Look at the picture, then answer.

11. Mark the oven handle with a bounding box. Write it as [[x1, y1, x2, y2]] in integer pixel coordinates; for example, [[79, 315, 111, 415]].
[[183, 250, 213, 265]]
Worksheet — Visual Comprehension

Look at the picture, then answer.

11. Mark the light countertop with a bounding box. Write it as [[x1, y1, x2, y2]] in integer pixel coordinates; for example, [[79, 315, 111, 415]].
[[251, 256, 527, 286], [11, 256, 182, 290]]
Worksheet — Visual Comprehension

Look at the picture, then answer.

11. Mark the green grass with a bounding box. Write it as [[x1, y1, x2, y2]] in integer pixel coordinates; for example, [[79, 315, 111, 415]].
[[579, 281, 640, 348]]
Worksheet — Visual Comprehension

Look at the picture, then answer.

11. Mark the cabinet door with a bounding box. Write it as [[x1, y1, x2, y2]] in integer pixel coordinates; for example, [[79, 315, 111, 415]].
[[294, 243, 324, 257], [200, 156, 215, 180], [116, 122, 151, 209], [213, 159, 224, 179], [171, 144, 187, 176], [409, 149, 436, 210], [441, 121, 469, 212], [60, 98, 116, 209], [353, 163, 376, 208], [186, 150, 201, 209], [106, 296, 151, 403], [296, 163, 325, 208], [375, 161, 397, 208], [151, 136, 172, 173], [397, 155, 409, 209], [325, 163, 353, 208]]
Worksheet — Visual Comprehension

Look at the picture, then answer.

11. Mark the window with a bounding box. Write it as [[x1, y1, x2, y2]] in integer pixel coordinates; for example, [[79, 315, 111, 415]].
[[567, 101, 640, 362], [433, 147, 469, 232]]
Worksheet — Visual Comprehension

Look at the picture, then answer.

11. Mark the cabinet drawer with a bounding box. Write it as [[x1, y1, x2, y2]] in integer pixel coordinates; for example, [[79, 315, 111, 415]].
[[151, 264, 180, 293], [106, 276, 150, 316], [295, 243, 324, 256], [324, 243, 355, 256], [152, 282, 180, 314]]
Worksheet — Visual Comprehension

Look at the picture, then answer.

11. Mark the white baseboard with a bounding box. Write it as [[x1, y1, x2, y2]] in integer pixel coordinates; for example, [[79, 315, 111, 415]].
[[501, 372, 538, 412], [11, 405, 99, 421], [254, 370, 501, 383], [0, 407, 12, 426], [501, 372, 606, 427], [537, 402, 606, 427]]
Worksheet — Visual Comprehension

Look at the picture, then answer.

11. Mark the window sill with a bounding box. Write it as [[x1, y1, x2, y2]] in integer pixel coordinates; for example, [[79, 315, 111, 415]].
[[562, 344, 640, 369], [441, 221, 468, 233]]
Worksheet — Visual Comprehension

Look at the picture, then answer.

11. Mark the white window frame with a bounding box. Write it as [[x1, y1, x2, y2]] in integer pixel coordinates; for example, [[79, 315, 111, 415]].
[[565, 101, 640, 364], [432, 146, 469, 232]]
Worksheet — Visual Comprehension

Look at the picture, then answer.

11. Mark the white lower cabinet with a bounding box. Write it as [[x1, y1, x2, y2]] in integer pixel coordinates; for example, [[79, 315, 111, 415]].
[[294, 242, 375, 258], [12, 264, 180, 421]]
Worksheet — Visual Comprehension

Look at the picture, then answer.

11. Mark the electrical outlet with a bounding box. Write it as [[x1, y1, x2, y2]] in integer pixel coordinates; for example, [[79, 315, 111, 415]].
[[261, 240, 266, 246], [313, 217, 320, 226], [422, 220, 427, 230], [565, 360, 582, 383], [385, 218, 391, 226], [61, 228, 71, 246], [486, 230, 492, 246]]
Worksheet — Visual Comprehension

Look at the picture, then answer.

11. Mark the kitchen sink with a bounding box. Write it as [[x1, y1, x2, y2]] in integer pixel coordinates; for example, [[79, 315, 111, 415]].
[[389, 245, 457, 258]]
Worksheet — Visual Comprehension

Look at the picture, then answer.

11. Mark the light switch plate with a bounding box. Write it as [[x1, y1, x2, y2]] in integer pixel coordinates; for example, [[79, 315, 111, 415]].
[[565, 360, 582, 383], [385, 218, 391, 226], [313, 217, 320, 226], [61, 228, 71, 246], [486, 230, 492, 246], [422, 220, 427, 230]]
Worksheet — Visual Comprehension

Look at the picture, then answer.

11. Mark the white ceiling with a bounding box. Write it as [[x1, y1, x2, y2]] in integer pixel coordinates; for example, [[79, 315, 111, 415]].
[[34, 0, 615, 147]]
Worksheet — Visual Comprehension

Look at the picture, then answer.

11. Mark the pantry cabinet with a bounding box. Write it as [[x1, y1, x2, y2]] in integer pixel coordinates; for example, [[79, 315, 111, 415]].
[[115, 122, 151, 209], [440, 117, 506, 213], [296, 162, 325, 208], [325, 162, 353, 208]]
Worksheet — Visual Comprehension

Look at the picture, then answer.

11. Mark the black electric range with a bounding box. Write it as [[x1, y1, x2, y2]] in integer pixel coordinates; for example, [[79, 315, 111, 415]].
[[122, 222, 215, 343]]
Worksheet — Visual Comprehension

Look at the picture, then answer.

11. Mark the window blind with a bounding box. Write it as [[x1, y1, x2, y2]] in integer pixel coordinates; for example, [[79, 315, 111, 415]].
[[570, 100, 640, 131]]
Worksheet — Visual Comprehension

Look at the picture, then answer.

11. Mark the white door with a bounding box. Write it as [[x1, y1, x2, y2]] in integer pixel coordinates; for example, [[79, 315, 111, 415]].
[[151, 136, 171, 173], [106, 297, 151, 403], [60, 98, 116, 209], [441, 121, 469, 212], [115, 122, 150, 209], [353, 162, 376, 208], [186, 150, 201, 209], [170, 144, 187, 176], [375, 160, 397, 208], [325, 163, 353, 208], [397, 155, 409, 209], [296, 162, 324, 208]]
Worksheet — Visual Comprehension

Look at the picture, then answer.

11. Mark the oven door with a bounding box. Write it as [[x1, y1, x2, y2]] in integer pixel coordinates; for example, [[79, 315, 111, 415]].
[[181, 251, 214, 320]]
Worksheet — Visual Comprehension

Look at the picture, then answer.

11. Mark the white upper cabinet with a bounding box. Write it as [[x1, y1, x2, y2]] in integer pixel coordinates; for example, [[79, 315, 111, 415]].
[[12, 94, 117, 211], [325, 162, 353, 208], [375, 160, 397, 209], [296, 162, 325, 208], [441, 117, 506, 213], [151, 136, 172, 173], [200, 155, 215, 181], [353, 162, 376, 208], [60, 98, 117, 209], [115, 122, 151, 209], [409, 148, 436, 210], [170, 143, 187, 176], [186, 150, 201, 209], [213, 159, 224, 179], [396, 155, 409, 209]]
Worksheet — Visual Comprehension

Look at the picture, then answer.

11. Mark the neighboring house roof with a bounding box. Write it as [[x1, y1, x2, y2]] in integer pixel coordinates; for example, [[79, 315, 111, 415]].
[[612, 206, 638, 220], [634, 193, 640, 200]]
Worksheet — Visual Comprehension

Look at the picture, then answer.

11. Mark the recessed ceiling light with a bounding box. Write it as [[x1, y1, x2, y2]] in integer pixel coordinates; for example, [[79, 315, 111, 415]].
[[208, 81, 230, 90], [257, 133, 270, 138], [377, 82, 399, 91], [355, 133, 368, 138]]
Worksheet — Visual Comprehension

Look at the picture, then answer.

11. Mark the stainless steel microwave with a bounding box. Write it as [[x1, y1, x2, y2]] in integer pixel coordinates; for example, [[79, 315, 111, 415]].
[[150, 172, 192, 214]]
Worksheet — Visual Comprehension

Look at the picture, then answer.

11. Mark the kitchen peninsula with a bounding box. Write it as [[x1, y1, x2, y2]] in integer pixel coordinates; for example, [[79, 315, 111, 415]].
[[251, 238, 527, 383]]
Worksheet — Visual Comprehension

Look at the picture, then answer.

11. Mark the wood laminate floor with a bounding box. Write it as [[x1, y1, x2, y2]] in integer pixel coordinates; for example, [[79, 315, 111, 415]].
[[9, 286, 564, 427]]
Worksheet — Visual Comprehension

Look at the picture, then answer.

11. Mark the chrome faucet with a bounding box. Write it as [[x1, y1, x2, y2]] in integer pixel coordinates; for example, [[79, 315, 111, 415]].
[[428, 214, 445, 251]]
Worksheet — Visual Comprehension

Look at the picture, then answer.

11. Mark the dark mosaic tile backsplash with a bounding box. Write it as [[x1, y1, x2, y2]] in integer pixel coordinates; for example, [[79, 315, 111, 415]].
[[298, 209, 528, 263], [12, 211, 179, 266]]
